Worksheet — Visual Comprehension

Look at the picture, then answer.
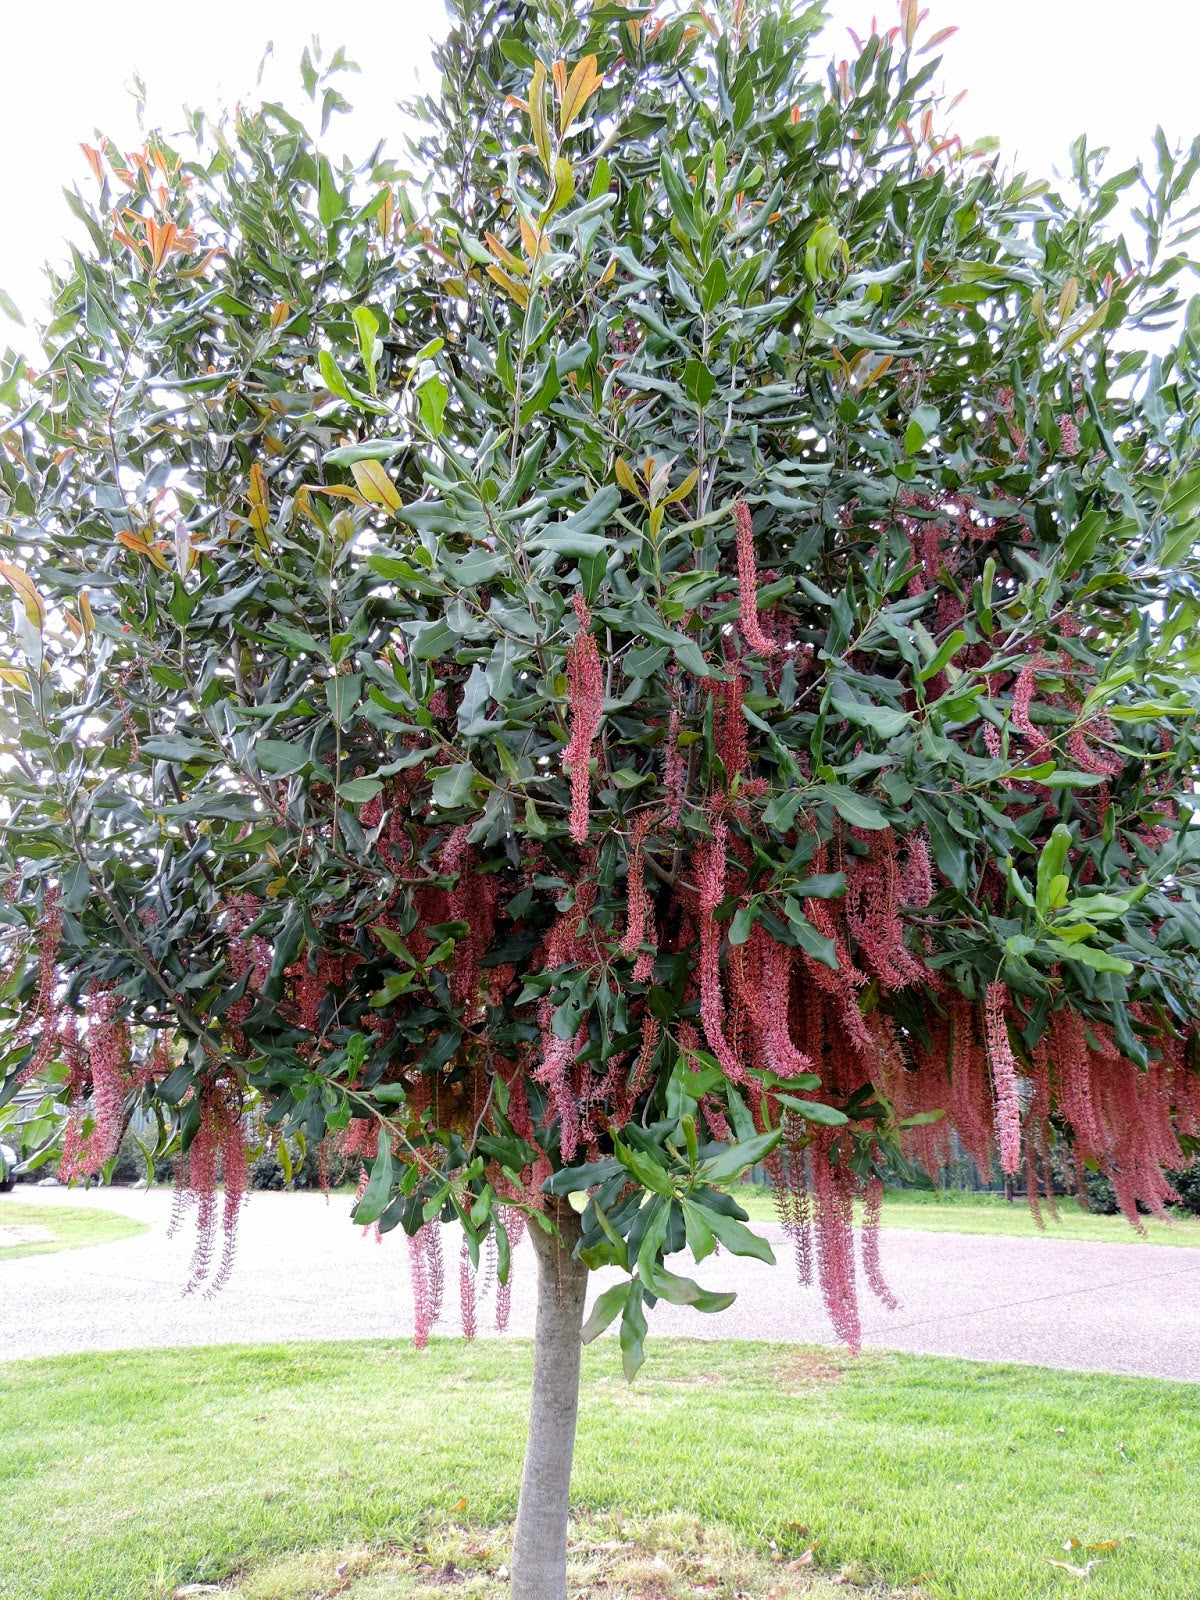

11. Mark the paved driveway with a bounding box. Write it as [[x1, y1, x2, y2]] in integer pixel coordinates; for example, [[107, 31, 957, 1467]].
[[3, 1185, 1198, 1380]]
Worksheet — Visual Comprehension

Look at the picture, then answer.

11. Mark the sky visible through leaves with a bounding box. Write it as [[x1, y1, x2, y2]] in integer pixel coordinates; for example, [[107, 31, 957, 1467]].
[[1, 0, 1198, 342]]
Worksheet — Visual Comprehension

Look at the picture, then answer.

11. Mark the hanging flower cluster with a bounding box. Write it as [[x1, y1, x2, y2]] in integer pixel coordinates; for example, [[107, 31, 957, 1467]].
[[16, 885, 63, 1086], [10, 483, 1199, 1355], [563, 594, 604, 844], [735, 499, 779, 657], [4, 0, 1200, 1417], [57, 985, 129, 1182], [168, 1076, 248, 1297]]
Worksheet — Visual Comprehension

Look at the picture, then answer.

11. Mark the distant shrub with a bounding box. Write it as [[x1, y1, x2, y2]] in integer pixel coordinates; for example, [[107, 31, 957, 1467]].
[[1168, 1161, 1200, 1216], [249, 1141, 357, 1192], [1083, 1159, 1200, 1217]]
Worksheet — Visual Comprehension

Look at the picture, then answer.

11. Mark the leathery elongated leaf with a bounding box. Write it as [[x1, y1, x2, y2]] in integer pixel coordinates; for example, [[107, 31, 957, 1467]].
[[351, 458, 403, 510], [352, 1130, 394, 1225]]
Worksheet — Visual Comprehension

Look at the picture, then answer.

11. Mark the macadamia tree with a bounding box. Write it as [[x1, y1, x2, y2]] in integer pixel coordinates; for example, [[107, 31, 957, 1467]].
[[3, 3, 1200, 1598]]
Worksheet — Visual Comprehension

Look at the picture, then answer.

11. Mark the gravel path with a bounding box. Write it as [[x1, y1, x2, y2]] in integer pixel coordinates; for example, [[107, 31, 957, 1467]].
[[3, 1185, 1198, 1380]]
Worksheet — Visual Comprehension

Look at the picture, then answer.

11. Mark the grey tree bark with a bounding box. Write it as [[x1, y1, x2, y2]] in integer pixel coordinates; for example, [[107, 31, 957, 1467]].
[[510, 1201, 588, 1600]]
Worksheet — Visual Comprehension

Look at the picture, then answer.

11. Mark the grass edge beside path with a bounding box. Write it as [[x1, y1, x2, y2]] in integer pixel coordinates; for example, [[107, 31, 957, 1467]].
[[0, 1199, 148, 1260], [0, 1338, 1196, 1600], [734, 1184, 1200, 1245]]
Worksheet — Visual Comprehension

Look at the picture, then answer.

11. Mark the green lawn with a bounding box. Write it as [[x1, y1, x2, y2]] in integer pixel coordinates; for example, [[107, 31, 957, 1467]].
[[1, 1339, 1196, 1600], [0, 1200, 148, 1260], [735, 1183, 1200, 1246]]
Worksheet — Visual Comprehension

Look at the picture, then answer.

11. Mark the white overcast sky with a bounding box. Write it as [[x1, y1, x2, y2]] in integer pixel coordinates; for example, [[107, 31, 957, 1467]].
[[1, 0, 1198, 348]]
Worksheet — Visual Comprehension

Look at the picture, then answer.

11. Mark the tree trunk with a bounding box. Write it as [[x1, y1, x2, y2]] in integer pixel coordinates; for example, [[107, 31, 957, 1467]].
[[511, 1201, 588, 1600]]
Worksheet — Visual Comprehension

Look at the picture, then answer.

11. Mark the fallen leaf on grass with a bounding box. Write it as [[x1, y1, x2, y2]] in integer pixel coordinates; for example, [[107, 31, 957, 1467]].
[[1046, 1558, 1107, 1577], [1061, 1535, 1121, 1554]]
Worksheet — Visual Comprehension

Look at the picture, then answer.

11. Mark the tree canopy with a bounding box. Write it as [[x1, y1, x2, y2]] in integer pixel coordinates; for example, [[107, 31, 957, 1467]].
[[3, 0, 1200, 1372]]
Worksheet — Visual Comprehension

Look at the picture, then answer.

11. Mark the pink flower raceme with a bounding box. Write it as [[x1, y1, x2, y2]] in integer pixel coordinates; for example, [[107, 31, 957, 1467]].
[[56, 1014, 91, 1181], [734, 499, 778, 656], [1010, 654, 1043, 737], [1066, 720, 1124, 778], [408, 1221, 445, 1348], [948, 994, 993, 1178], [610, 1014, 660, 1128], [17, 886, 63, 1085], [768, 1136, 813, 1284], [810, 1130, 860, 1351], [534, 861, 605, 1158], [799, 892, 873, 1055], [495, 1207, 525, 1332], [459, 1233, 478, 1340], [86, 985, 125, 1167], [620, 811, 658, 969], [985, 982, 1022, 1174], [563, 594, 603, 843], [713, 673, 748, 784], [752, 929, 814, 1079], [844, 828, 927, 992], [1057, 412, 1080, 455], [861, 1172, 898, 1311], [1051, 1007, 1104, 1162], [59, 985, 129, 1182], [696, 809, 746, 1083], [443, 825, 499, 1010], [170, 1077, 248, 1297]]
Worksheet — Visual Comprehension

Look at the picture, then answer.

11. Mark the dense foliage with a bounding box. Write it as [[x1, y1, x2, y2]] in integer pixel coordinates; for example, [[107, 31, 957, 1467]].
[[3, 0, 1200, 1365]]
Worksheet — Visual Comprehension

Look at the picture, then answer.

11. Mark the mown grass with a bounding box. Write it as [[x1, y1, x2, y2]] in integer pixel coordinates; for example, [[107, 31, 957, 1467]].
[[734, 1183, 1200, 1246], [0, 1199, 148, 1260], [1, 1339, 1195, 1600]]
